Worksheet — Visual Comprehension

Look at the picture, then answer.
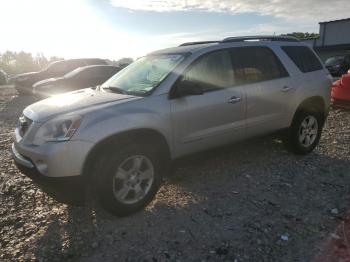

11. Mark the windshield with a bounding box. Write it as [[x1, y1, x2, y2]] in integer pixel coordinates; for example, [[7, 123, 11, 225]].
[[325, 56, 344, 66], [102, 54, 185, 95]]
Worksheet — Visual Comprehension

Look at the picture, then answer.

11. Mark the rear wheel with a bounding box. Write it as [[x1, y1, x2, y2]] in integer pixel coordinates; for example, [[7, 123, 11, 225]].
[[94, 143, 162, 216], [283, 110, 324, 155]]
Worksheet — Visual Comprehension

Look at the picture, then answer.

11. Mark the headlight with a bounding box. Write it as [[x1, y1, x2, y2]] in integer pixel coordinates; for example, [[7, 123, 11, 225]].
[[32, 115, 82, 145]]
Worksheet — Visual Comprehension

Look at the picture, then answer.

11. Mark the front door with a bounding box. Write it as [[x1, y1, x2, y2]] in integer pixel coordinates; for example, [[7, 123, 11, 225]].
[[170, 49, 246, 157]]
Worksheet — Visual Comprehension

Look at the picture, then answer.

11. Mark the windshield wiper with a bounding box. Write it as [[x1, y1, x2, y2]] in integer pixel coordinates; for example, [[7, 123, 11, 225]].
[[105, 86, 128, 95]]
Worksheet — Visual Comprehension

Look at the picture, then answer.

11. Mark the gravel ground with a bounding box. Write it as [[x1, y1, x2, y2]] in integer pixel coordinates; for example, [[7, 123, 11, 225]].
[[1, 85, 350, 261]]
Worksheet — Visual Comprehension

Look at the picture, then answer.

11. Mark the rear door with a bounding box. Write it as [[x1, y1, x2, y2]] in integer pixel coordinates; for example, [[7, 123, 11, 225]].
[[281, 45, 331, 92], [170, 49, 246, 157], [230, 46, 293, 137]]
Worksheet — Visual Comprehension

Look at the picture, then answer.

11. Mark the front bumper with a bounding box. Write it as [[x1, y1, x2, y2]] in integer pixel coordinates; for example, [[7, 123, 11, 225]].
[[11, 143, 34, 169], [11, 143, 84, 183], [12, 136, 94, 178], [12, 143, 87, 204]]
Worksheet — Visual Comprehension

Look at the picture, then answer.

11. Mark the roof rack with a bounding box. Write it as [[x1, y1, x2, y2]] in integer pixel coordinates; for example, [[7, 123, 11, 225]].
[[179, 36, 299, 47], [221, 35, 299, 43], [179, 41, 219, 47]]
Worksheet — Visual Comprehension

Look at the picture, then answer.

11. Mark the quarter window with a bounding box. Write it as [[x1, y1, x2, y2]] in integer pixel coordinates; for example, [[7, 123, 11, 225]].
[[282, 46, 323, 73], [230, 47, 289, 85]]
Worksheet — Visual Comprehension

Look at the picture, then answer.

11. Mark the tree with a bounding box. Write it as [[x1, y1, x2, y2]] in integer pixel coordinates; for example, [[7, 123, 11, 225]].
[[281, 32, 320, 40], [0, 50, 133, 75], [0, 51, 63, 75]]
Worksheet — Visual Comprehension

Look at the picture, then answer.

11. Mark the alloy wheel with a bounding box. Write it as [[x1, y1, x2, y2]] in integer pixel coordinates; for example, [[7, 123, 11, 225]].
[[112, 155, 154, 204]]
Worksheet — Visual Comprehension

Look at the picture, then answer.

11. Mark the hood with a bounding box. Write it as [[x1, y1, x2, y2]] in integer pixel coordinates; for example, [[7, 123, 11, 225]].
[[23, 88, 138, 122], [33, 77, 64, 87]]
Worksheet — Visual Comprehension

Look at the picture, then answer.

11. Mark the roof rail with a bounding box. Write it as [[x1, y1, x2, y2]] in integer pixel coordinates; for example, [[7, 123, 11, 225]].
[[221, 35, 299, 43], [179, 41, 219, 47]]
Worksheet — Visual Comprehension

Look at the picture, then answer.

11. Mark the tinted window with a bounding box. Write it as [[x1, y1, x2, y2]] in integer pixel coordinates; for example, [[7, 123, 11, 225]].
[[48, 60, 84, 74], [282, 46, 323, 73], [230, 47, 288, 85], [85, 59, 107, 65], [102, 66, 118, 76], [86, 66, 117, 78], [182, 50, 233, 91], [46, 61, 66, 73], [78, 68, 100, 78]]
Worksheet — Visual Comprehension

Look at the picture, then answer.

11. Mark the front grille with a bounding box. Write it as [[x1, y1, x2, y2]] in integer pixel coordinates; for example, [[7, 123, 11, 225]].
[[18, 115, 33, 137]]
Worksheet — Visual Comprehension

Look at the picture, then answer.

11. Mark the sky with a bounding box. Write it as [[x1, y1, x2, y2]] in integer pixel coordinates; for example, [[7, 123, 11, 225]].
[[0, 0, 348, 60]]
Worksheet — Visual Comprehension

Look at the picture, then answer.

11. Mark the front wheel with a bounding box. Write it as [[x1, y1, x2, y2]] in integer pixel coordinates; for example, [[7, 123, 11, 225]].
[[282, 111, 324, 155], [95, 143, 162, 216]]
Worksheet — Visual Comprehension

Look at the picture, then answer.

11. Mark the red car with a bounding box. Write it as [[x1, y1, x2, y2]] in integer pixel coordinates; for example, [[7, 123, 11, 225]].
[[332, 70, 350, 107]]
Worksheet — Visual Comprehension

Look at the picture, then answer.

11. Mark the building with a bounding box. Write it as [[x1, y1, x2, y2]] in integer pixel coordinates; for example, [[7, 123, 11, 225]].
[[303, 18, 350, 61]]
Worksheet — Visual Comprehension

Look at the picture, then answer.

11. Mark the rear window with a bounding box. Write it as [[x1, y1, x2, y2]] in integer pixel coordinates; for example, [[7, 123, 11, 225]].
[[282, 46, 323, 73]]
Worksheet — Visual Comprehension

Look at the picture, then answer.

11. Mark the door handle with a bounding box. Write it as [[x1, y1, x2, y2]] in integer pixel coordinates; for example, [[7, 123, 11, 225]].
[[281, 86, 293, 92], [227, 96, 241, 104]]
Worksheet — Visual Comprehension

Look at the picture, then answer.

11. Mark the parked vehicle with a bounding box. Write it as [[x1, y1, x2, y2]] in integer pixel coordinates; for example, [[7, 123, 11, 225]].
[[12, 36, 332, 216], [332, 70, 350, 107], [0, 69, 7, 85], [12, 58, 109, 94], [325, 55, 350, 77], [33, 65, 120, 98]]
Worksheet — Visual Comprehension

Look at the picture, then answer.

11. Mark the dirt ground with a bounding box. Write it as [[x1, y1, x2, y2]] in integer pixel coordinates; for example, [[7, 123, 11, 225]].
[[1, 85, 350, 261]]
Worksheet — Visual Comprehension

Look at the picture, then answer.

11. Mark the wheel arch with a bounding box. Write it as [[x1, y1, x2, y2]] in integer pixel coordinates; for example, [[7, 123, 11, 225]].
[[292, 96, 327, 124], [82, 128, 172, 179]]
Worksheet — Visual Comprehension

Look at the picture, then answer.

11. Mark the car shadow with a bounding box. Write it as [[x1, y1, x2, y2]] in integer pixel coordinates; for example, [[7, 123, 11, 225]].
[[30, 133, 350, 261]]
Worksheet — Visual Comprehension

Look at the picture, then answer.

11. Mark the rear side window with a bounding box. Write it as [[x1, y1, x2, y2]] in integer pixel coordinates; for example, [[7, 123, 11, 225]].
[[230, 47, 288, 85], [282, 46, 323, 73]]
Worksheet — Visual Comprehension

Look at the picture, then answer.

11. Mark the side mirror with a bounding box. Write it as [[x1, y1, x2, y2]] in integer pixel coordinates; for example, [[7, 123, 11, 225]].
[[173, 80, 203, 98]]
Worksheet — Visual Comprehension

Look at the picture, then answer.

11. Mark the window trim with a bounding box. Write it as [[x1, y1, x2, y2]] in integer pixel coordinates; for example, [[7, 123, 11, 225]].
[[169, 46, 290, 99]]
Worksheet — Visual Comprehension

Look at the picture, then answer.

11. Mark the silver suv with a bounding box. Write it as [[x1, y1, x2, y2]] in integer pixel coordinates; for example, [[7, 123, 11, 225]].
[[12, 36, 332, 215]]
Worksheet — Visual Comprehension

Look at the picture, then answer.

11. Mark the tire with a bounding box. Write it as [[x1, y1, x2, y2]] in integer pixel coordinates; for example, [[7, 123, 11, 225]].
[[282, 110, 324, 155], [93, 142, 163, 216]]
